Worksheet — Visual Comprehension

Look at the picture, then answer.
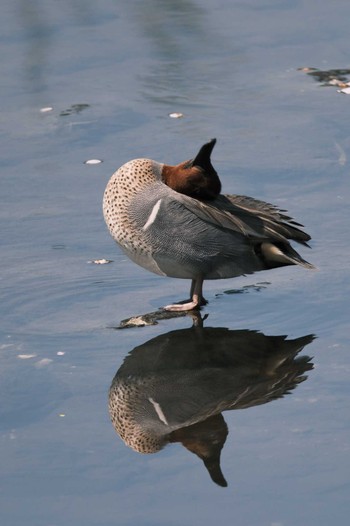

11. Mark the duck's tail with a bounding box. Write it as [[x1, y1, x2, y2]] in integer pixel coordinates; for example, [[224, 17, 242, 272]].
[[260, 242, 316, 270]]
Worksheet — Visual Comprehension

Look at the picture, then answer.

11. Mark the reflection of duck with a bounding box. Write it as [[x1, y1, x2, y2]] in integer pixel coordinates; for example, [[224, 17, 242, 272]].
[[109, 326, 314, 487], [103, 139, 314, 311]]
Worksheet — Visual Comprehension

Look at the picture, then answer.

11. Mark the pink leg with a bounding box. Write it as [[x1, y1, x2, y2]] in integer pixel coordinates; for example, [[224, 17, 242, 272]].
[[163, 278, 207, 312]]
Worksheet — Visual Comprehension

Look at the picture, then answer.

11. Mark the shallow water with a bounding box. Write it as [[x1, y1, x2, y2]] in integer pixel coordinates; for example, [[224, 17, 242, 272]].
[[1, 1, 350, 525]]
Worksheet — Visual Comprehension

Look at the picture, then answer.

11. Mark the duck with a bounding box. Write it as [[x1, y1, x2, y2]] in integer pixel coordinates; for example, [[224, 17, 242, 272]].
[[103, 139, 315, 311]]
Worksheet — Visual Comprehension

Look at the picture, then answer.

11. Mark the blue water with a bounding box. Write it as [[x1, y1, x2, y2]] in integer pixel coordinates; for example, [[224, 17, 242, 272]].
[[1, 1, 350, 525]]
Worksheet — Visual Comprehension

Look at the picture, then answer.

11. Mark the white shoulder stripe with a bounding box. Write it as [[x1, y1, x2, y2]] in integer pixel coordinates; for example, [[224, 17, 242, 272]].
[[148, 397, 168, 425], [142, 199, 162, 231]]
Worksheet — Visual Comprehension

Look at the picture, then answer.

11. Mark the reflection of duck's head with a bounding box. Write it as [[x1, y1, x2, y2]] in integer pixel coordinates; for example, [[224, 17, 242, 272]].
[[109, 375, 168, 454], [170, 414, 228, 487], [109, 327, 314, 486]]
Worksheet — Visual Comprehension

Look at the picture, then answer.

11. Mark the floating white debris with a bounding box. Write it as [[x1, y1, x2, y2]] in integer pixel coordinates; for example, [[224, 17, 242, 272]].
[[40, 107, 53, 113], [338, 87, 350, 94], [35, 358, 53, 368], [59, 413, 66, 417], [328, 79, 348, 87], [169, 112, 183, 118], [89, 258, 113, 264], [0, 343, 15, 350], [297, 67, 317, 72], [18, 354, 36, 359], [84, 159, 103, 165], [334, 142, 346, 166], [121, 315, 154, 327], [57, 351, 65, 356]]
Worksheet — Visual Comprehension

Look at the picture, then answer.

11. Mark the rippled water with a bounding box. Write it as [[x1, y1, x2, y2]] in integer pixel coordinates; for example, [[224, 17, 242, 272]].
[[1, 1, 350, 525]]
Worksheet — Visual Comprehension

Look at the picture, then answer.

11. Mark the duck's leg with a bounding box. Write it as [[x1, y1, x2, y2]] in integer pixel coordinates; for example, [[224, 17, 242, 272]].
[[163, 278, 207, 311], [189, 278, 208, 305]]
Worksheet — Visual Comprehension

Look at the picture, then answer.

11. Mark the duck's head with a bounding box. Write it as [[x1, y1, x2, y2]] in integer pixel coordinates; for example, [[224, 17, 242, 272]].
[[162, 138, 221, 200]]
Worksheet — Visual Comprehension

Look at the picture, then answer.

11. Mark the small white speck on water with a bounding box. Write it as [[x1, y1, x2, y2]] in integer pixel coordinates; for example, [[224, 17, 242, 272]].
[[89, 258, 113, 264], [40, 106, 53, 113], [18, 354, 36, 359], [169, 112, 183, 118], [328, 79, 347, 87], [297, 66, 317, 72], [334, 142, 346, 165], [59, 413, 66, 418], [0, 343, 14, 350], [84, 159, 103, 165], [57, 351, 65, 356], [35, 358, 53, 368]]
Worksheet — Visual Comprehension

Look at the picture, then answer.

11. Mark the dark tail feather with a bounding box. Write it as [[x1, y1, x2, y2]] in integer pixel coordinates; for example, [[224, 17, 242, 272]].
[[261, 242, 316, 270]]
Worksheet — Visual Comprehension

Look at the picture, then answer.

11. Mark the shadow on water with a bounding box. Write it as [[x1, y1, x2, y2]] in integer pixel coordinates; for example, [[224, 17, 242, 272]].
[[109, 315, 315, 487]]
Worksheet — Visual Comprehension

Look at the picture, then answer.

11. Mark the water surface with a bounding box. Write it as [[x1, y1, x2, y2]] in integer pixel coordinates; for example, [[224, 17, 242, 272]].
[[1, 1, 350, 525]]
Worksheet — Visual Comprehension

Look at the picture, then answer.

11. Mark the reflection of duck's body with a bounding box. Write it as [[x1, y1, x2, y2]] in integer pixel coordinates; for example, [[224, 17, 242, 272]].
[[109, 327, 314, 486], [103, 139, 314, 310]]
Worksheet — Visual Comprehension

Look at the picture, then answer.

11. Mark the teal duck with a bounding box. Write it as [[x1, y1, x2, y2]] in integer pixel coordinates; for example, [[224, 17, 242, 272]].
[[103, 139, 314, 310]]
